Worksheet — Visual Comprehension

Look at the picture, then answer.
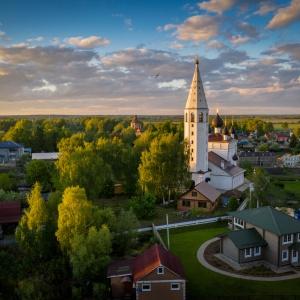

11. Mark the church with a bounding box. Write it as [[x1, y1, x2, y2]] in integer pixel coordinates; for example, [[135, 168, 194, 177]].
[[178, 59, 245, 212]]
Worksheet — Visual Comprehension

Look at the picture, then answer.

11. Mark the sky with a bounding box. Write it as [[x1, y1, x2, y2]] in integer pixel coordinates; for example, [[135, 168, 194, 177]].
[[0, 0, 300, 115]]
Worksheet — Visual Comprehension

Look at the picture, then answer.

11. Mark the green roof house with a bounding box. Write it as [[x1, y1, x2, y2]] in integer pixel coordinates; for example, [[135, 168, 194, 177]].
[[220, 206, 300, 268]]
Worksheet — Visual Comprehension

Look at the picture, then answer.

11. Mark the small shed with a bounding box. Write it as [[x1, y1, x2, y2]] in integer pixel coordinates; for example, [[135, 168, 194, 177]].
[[0, 201, 21, 224]]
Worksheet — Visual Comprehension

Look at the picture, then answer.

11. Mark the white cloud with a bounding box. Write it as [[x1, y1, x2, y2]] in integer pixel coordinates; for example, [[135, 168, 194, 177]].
[[158, 79, 187, 90], [230, 35, 250, 45], [206, 39, 225, 49], [164, 15, 219, 42], [267, 0, 300, 29], [169, 41, 184, 49], [198, 0, 236, 14], [67, 35, 110, 48], [254, 2, 277, 16], [27, 36, 44, 42], [32, 79, 57, 93]]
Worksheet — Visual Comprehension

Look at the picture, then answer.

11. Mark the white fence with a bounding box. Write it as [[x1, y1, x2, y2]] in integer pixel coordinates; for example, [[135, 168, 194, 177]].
[[137, 215, 229, 233]]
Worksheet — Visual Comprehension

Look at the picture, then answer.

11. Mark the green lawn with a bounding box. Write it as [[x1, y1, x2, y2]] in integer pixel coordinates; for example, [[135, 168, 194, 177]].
[[284, 181, 300, 200], [164, 223, 300, 300]]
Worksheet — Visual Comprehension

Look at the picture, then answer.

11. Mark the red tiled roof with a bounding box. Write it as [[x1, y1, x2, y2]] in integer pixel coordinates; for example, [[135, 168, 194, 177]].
[[0, 201, 21, 224], [132, 244, 185, 282]]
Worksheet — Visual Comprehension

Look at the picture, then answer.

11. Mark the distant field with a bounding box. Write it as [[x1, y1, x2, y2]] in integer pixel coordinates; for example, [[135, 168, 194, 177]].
[[284, 181, 300, 200], [164, 223, 300, 299]]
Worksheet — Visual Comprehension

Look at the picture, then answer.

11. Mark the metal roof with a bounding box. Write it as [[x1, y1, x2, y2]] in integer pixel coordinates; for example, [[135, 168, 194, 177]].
[[194, 181, 221, 203], [32, 152, 59, 160], [224, 228, 267, 249], [0, 141, 23, 149], [228, 206, 300, 236]]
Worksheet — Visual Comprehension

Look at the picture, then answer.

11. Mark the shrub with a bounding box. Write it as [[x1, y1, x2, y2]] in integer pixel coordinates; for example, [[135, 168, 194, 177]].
[[129, 193, 156, 219], [228, 197, 239, 211]]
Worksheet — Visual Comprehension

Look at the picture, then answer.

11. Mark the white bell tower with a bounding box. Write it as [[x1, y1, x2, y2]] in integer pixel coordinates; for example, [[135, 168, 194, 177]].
[[184, 59, 210, 185]]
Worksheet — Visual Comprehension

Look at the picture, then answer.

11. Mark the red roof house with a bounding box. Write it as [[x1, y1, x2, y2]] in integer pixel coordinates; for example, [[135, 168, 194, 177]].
[[107, 244, 186, 300]]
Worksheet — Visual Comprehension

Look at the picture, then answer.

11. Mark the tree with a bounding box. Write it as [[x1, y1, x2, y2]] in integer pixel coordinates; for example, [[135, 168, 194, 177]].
[[138, 133, 190, 202], [289, 134, 298, 148], [112, 209, 139, 256], [57, 142, 113, 199], [282, 122, 289, 129], [257, 143, 269, 152], [0, 173, 14, 191], [249, 168, 270, 207], [69, 226, 111, 281], [56, 186, 93, 253], [129, 193, 156, 219], [228, 197, 239, 211], [239, 161, 253, 177], [25, 160, 56, 191], [15, 183, 54, 260]]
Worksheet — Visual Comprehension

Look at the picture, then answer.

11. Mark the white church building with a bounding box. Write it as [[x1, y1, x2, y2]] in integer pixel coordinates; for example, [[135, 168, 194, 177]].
[[184, 59, 245, 192]]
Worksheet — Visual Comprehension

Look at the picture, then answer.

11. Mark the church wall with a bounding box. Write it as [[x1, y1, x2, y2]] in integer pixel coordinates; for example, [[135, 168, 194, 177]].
[[209, 174, 232, 191]]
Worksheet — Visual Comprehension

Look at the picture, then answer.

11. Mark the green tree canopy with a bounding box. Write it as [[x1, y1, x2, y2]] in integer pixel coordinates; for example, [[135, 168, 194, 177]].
[[138, 133, 190, 202]]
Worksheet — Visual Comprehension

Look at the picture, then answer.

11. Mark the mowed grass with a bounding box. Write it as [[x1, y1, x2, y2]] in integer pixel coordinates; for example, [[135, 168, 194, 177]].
[[164, 223, 300, 300], [284, 181, 300, 200]]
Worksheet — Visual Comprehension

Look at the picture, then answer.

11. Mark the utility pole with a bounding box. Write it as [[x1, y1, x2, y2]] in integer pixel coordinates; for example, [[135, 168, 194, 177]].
[[166, 214, 170, 250]]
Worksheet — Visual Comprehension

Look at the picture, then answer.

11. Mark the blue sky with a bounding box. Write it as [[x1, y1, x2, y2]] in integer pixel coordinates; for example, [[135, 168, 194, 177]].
[[0, 0, 300, 115]]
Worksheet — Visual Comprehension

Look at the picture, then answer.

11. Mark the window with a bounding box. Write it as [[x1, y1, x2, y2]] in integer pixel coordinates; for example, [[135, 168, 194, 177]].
[[282, 250, 289, 262], [142, 283, 151, 292], [254, 246, 261, 256], [191, 140, 194, 144], [171, 283, 180, 291], [191, 123, 194, 127], [191, 191, 197, 197], [245, 248, 252, 258], [157, 266, 164, 275], [191, 148, 194, 153], [293, 250, 298, 258], [191, 112, 195, 122], [191, 157, 193, 161], [191, 131, 194, 136], [283, 234, 293, 244], [199, 112, 203, 122], [185, 113, 188, 122], [182, 200, 190, 207], [198, 202, 206, 208]]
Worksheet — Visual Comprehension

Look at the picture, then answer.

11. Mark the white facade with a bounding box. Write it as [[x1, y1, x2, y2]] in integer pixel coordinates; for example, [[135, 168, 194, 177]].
[[184, 60, 245, 190], [208, 139, 238, 166], [184, 60, 210, 184], [280, 154, 300, 168]]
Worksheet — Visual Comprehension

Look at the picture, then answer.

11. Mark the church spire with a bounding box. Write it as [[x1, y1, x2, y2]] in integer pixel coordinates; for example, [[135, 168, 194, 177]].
[[185, 58, 208, 110]]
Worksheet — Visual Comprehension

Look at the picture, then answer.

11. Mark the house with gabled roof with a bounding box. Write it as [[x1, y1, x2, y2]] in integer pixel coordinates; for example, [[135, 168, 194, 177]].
[[178, 181, 221, 212], [107, 243, 186, 300], [220, 206, 300, 268]]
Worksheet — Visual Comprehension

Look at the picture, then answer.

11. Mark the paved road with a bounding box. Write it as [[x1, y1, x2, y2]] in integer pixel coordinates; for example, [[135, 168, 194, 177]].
[[197, 238, 300, 281]]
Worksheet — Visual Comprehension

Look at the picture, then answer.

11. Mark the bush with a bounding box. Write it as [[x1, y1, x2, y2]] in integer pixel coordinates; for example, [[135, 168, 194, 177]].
[[0, 173, 14, 191], [129, 193, 156, 219], [228, 197, 239, 211]]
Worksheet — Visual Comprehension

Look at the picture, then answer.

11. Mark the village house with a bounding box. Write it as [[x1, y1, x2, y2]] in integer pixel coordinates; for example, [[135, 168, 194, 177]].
[[219, 206, 300, 268], [178, 181, 221, 212], [107, 243, 186, 300], [0, 141, 24, 164], [278, 153, 300, 168]]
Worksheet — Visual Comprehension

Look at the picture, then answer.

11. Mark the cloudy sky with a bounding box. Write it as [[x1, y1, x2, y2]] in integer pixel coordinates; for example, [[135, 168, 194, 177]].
[[0, 0, 300, 115]]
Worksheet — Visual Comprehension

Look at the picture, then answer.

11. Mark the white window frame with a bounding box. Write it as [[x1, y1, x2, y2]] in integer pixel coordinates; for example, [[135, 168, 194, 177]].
[[297, 233, 300, 242], [254, 246, 261, 256], [244, 248, 252, 258], [157, 266, 164, 275], [142, 283, 151, 292], [171, 282, 180, 291], [283, 234, 293, 245], [282, 250, 289, 262]]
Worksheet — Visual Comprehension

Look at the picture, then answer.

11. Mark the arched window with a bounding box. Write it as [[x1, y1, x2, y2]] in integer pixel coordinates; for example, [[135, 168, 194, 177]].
[[185, 113, 188, 122], [199, 112, 203, 122], [191, 112, 195, 122]]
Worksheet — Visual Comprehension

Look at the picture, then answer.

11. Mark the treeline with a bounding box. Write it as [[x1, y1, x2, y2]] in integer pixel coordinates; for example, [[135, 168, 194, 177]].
[[1, 183, 141, 299]]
